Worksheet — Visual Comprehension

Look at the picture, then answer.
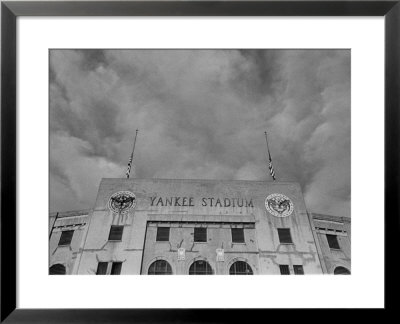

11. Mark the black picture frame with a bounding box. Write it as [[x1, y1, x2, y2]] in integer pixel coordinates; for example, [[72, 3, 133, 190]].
[[1, 0, 399, 322]]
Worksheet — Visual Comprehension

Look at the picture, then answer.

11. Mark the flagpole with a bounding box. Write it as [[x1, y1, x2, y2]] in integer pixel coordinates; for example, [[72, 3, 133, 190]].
[[264, 131, 271, 156], [126, 129, 139, 179], [264, 131, 276, 181]]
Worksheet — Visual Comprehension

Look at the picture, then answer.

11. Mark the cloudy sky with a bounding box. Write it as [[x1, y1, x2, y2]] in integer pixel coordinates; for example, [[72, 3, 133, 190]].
[[50, 49, 350, 217]]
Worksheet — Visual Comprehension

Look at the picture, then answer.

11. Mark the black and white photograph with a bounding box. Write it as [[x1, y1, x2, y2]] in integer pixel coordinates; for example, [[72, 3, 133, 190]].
[[49, 49, 351, 275]]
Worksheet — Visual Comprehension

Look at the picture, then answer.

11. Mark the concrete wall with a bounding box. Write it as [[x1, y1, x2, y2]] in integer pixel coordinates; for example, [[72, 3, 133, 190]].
[[49, 210, 90, 274], [311, 213, 351, 274], [75, 178, 324, 275], [142, 222, 259, 275]]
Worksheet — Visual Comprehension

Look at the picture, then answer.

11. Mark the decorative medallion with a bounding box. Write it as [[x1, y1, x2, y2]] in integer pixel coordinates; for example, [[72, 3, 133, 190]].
[[108, 191, 136, 214], [216, 249, 224, 262], [265, 193, 294, 217], [178, 248, 186, 261]]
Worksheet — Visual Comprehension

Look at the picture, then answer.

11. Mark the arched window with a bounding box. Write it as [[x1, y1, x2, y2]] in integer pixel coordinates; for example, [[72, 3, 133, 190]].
[[189, 260, 213, 275], [49, 263, 66, 275], [334, 266, 351, 275], [148, 260, 172, 275], [229, 261, 253, 275]]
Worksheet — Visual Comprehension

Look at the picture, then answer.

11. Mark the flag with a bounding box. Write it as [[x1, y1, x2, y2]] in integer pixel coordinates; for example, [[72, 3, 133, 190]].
[[268, 155, 276, 181], [126, 154, 133, 178], [264, 131, 276, 181]]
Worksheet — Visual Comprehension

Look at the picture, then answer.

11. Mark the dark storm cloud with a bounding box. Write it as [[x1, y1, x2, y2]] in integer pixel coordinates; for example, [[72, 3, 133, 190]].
[[49, 49, 350, 217]]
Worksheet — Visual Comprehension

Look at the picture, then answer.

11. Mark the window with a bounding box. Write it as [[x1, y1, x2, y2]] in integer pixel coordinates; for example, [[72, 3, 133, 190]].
[[326, 234, 340, 249], [108, 225, 123, 241], [189, 260, 213, 275], [231, 228, 245, 243], [294, 265, 304, 275], [334, 266, 350, 275], [277, 228, 293, 244], [58, 230, 74, 246], [194, 228, 207, 243], [96, 262, 122, 275], [96, 262, 108, 275], [148, 260, 173, 275], [49, 264, 66, 275], [111, 262, 122, 275], [156, 227, 170, 242], [279, 265, 290, 275], [229, 261, 253, 275]]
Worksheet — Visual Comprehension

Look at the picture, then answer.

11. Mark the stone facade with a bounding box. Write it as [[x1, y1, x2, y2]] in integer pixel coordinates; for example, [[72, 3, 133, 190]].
[[49, 178, 351, 275], [310, 213, 351, 274], [49, 210, 90, 274]]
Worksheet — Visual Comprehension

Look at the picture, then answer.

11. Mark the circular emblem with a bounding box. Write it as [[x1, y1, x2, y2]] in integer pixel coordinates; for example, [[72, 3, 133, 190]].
[[265, 193, 294, 217], [108, 191, 136, 214]]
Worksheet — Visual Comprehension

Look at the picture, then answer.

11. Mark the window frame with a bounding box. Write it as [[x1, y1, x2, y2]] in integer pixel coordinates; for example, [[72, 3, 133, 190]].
[[148, 259, 173, 275], [96, 262, 108, 275], [49, 263, 66, 275], [193, 227, 207, 243], [326, 234, 341, 250], [277, 228, 293, 244], [156, 227, 170, 242], [108, 225, 124, 241], [188, 260, 214, 275], [58, 230, 74, 246], [279, 264, 290, 275], [293, 265, 304, 275], [110, 262, 122, 275], [229, 261, 253, 275], [231, 228, 245, 244], [333, 266, 351, 275]]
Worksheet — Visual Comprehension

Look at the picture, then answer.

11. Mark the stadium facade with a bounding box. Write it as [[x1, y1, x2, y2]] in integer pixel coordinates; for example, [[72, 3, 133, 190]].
[[49, 178, 351, 275]]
